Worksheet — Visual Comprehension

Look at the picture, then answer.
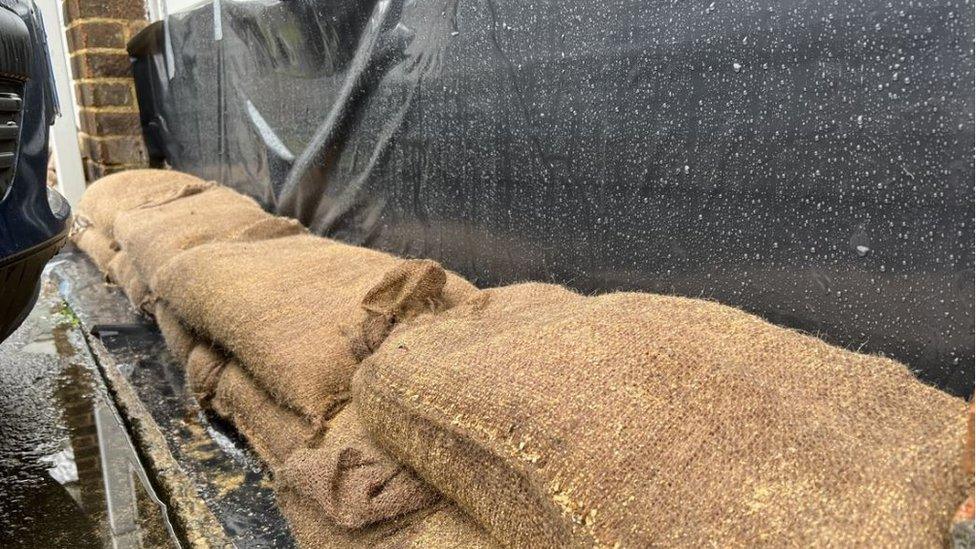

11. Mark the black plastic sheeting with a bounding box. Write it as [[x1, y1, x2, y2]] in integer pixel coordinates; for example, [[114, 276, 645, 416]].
[[128, 0, 974, 397]]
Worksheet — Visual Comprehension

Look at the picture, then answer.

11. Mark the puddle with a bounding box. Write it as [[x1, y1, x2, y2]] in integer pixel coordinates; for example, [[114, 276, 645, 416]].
[[0, 280, 177, 548]]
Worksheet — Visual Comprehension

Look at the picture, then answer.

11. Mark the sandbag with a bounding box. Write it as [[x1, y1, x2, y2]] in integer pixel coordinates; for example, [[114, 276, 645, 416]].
[[356, 282, 972, 548], [210, 361, 319, 468], [154, 235, 476, 421], [157, 306, 311, 470], [186, 343, 227, 405], [72, 227, 117, 273], [114, 186, 296, 287], [186, 328, 485, 548], [276, 490, 496, 549], [279, 407, 440, 530], [73, 171, 494, 548], [76, 169, 211, 238], [106, 251, 151, 314], [154, 303, 196, 365]]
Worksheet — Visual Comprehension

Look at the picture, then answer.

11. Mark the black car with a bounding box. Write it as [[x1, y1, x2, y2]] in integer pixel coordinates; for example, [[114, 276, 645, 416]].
[[0, 0, 70, 341]]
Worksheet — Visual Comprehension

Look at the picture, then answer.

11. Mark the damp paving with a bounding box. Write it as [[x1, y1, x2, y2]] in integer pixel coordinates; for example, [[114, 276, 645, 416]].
[[0, 273, 176, 548]]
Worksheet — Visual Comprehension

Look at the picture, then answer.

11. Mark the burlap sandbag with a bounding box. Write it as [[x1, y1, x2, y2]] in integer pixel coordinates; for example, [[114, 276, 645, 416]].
[[72, 227, 117, 273], [154, 302, 196, 366], [76, 169, 211, 238], [276, 490, 496, 549], [210, 361, 319, 468], [154, 307, 310, 468], [154, 235, 476, 421], [356, 282, 972, 548], [185, 340, 488, 548], [186, 343, 227, 405], [114, 186, 301, 287], [106, 251, 152, 314], [279, 406, 441, 530]]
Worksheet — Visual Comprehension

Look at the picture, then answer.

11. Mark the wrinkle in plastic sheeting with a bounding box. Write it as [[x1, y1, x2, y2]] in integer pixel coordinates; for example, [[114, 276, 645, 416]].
[[128, 0, 975, 397]]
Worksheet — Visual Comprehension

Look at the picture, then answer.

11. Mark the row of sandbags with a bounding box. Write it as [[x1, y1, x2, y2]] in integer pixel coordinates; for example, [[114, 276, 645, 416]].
[[73, 170, 493, 547], [72, 170, 972, 548]]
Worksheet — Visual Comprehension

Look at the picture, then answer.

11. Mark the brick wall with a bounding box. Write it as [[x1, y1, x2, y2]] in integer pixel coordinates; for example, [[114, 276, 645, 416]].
[[62, 0, 149, 182]]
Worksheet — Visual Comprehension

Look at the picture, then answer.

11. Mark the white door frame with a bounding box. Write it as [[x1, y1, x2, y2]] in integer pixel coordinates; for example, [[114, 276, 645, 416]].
[[36, 0, 86, 207]]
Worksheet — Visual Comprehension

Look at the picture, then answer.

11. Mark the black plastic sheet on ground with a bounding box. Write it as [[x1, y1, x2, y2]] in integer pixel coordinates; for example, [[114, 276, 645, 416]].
[[128, 0, 975, 397]]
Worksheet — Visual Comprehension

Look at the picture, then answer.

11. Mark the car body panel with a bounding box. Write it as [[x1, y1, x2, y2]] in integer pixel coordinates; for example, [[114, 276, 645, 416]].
[[0, 0, 70, 341]]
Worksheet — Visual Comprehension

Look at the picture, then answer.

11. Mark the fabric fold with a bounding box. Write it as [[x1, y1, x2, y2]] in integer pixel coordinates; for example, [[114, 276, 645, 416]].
[[279, 407, 441, 530], [185, 343, 228, 405], [154, 302, 196, 365], [275, 490, 495, 549]]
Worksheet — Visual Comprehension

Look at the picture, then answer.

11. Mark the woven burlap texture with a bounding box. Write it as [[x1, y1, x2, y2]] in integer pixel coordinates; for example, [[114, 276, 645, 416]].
[[153, 235, 476, 422], [76, 168, 211, 239], [114, 186, 296, 288], [154, 302, 196, 365], [356, 282, 971, 548], [279, 406, 441, 530], [211, 361, 319, 469], [276, 490, 495, 549], [73, 172, 495, 548]]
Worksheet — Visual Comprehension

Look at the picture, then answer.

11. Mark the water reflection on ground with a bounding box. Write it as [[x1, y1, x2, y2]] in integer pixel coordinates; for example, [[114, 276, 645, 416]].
[[0, 279, 175, 548]]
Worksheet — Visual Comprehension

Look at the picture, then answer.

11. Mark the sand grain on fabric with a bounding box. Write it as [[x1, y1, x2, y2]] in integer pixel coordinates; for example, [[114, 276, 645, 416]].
[[114, 186, 279, 287], [356, 282, 971, 548], [154, 235, 477, 421], [210, 362, 318, 469], [279, 407, 440, 530], [76, 169, 211, 238]]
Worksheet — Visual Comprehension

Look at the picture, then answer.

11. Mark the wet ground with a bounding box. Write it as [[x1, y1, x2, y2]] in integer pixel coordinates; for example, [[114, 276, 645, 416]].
[[0, 249, 297, 547], [0, 275, 175, 547]]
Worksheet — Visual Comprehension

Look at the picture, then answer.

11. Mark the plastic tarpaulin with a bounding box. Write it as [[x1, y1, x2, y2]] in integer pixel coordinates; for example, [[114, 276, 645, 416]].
[[128, 0, 975, 397]]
